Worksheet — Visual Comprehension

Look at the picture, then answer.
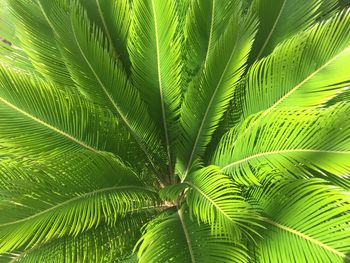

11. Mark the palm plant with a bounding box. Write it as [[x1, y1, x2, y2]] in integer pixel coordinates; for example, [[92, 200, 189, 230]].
[[0, 0, 350, 262]]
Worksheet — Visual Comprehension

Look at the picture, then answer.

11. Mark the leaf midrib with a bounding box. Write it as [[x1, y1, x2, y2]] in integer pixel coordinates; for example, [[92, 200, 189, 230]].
[[0, 95, 98, 153], [0, 185, 155, 227], [177, 209, 196, 263], [185, 181, 233, 222], [183, 34, 239, 180], [221, 149, 350, 171], [150, 0, 173, 171], [262, 47, 350, 116], [96, 0, 117, 56], [204, 0, 216, 65], [255, 0, 287, 60], [264, 217, 350, 260]]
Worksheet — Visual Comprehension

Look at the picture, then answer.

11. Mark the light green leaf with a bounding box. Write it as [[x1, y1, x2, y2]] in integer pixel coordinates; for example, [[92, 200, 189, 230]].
[[129, 0, 183, 171], [178, 13, 258, 178], [248, 178, 350, 262], [243, 9, 350, 118], [136, 209, 249, 263], [249, 0, 325, 61], [213, 104, 350, 185], [184, 166, 259, 240], [9, 0, 75, 87]]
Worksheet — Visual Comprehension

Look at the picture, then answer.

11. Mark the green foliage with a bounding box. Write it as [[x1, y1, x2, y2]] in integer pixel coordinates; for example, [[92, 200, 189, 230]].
[[0, 0, 350, 262]]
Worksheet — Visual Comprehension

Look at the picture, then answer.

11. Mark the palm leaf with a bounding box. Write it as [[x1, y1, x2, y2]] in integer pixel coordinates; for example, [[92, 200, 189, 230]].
[[128, 0, 182, 172], [248, 178, 350, 262], [183, 166, 259, 240], [9, 0, 75, 87], [183, 0, 242, 79], [213, 104, 350, 185], [243, 9, 350, 118], [0, 155, 161, 252], [0, 66, 133, 162], [0, 1, 34, 72], [136, 209, 249, 263], [0, 0, 19, 47], [37, 0, 166, 177], [178, 12, 258, 179], [8, 218, 147, 263], [249, 0, 335, 62], [80, 0, 131, 71]]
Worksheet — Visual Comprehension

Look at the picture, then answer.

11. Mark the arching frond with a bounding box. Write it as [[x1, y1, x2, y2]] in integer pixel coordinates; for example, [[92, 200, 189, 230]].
[[0, 1, 34, 72], [37, 0, 166, 176], [137, 209, 249, 263], [213, 104, 350, 185], [184, 166, 259, 240], [183, 0, 242, 79], [0, 66, 137, 163], [0, 155, 161, 253], [8, 216, 148, 263], [0, 0, 19, 47], [243, 9, 350, 118], [128, 0, 182, 172], [178, 13, 258, 178], [249, 0, 328, 61], [9, 0, 75, 87], [248, 178, 350, 262], [80, 0, 131, 71]]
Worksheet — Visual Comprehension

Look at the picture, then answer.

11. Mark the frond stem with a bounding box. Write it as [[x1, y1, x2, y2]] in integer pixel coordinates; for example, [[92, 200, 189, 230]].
[[221, 149, 350, 171], [177, 208, 196, 263]]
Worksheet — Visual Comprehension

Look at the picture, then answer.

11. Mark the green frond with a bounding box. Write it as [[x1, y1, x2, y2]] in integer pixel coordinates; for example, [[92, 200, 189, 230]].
[[178, 12, 258, 178], [136, 209, 249, 263], [128, 0, 183, 171], [79, 0, 131, 71], [0, 156, 160, 252], [248, 178, 350, 262], [0, 1, 19, 46], [1, 0, 350, 261], [0, 66, 134, 162], [8, 0, 75, 87], [184, 166, 259, 240], [174, 0, 191, 29], [8, 217, 147, 263], [249, 0, 333, 62], [318, 0, 340, 20], [183, 0, 242, 79], [243, 9, 350, 118], [213, 104, 350, 185], [37, 0, 166, 175], [325, 86, 350, 106], [0, 1, 34, 72]]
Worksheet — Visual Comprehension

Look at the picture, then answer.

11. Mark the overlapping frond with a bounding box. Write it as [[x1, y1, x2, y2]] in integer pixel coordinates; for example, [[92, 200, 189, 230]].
[[5, 216, 146, 263], [0, 66, 137, 163], [129, 0, 182, 172], [80, 0, 131, 70], [1, 0, 350, 262], [183, 0, 242, 79], [0, 155, 161, 253], [9, 0, 75, 87], [37, 0, 166, 175], [243, 9, 350, 118], [0, 1, 19, 47], [247, 178, 350, 262], [213, 104, 350, 185], [178, 12, 258, 178], [0, 1, 34, 72], [184, 166, 259, 240], [137, 209, 249, 263], [249, 0, 329, 61]]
